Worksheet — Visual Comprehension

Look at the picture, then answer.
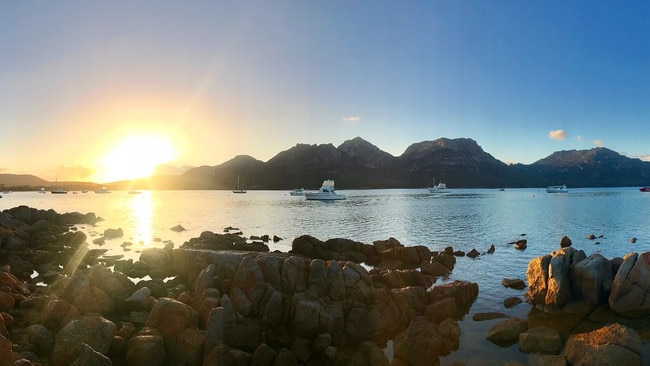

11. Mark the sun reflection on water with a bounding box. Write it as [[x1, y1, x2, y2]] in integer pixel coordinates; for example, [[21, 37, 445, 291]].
[[128, 191, 153, 247]]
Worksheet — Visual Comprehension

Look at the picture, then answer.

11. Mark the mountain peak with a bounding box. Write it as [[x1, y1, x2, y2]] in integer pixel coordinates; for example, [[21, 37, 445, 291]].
[[402, 138, 483, 157]]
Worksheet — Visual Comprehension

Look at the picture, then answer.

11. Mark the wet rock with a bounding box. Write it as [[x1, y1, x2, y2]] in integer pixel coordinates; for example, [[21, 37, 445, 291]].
[[466, 249, 480, 258], [514, 239, 527, 250], [170, 224, 185, 232], [472, 312, 508, 321], [420, 261, 450, 277], [519, 326, 561, 355], [486, 318, 528, 347], [103, 228, 123, 239], [558, 236, 572, 248], [502, 278, 526, 290], [504, 297, 522, 308], [563, 323, 641, 366]]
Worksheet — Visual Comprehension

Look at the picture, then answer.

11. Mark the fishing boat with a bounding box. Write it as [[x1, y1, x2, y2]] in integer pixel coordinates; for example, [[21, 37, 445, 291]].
[[427, 179, 450, 194], [546, 185, 568, 193], [95, 187, 111, 194], [304, 180, 346, 200], [232, 176, 246, 194], [289, 188, 304, 196], [640, 187, 650, 192]]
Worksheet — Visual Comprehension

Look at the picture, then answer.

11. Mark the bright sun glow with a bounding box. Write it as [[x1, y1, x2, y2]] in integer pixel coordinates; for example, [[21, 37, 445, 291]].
[[102, 135, 176, 182]]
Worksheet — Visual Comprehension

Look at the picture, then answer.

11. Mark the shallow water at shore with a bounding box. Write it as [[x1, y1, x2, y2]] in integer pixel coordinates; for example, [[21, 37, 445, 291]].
[[2, 187, 649, 363]]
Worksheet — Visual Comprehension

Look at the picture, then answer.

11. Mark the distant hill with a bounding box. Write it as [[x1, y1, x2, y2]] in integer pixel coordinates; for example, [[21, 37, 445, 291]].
[[3, 138, 650, 190], [0, 174, 49, 190]]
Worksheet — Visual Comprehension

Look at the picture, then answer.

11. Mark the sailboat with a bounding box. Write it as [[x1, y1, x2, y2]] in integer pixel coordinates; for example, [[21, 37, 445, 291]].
[[51, 179, 68, 194], [232, 176, 246, 194]]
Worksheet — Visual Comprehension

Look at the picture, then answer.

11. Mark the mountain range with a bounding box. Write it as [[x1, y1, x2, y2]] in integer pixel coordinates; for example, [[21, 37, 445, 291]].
[[3, 137, 650, 191]]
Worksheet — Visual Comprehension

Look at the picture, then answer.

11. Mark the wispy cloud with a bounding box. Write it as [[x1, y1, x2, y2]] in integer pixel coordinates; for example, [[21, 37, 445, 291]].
[[55, 165, 95, 180], [343, 116, 361, 123], [576, 135, 584, 143], [593, 140, 604, 147], [549, 129, 567, 140]]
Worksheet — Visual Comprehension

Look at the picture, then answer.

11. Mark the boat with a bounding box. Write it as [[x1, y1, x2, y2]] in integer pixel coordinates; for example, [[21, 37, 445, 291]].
[[289, 188, 304, 196], [546, 185, 568, 193], [232, 176, 246, 194], [51, 179, 68, 194], [128, 190, 142, 194], [39, 188, 46, 194], [95, 187, 111, 194], [304, 180, 346, 200], [427, 179, 450, 194], [640, 187, 650, 192]]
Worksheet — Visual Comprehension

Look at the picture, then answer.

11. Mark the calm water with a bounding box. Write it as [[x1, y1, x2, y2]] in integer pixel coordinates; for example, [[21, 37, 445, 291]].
[[2, 187, 649, 364]]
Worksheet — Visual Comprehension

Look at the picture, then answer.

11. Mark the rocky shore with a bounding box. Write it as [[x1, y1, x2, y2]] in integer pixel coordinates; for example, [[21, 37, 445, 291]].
[[0, 206, 648, 365]]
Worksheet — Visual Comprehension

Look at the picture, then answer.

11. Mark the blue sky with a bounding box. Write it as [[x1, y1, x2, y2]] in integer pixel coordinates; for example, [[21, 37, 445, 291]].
[[2, 1, 649, 181]]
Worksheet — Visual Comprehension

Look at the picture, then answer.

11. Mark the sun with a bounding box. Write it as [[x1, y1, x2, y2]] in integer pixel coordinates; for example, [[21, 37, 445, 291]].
[[101, 135, 176, 182]]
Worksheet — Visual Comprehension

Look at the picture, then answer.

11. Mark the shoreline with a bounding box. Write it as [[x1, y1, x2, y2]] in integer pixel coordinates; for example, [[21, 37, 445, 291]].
[[0, 205, 648, 365]]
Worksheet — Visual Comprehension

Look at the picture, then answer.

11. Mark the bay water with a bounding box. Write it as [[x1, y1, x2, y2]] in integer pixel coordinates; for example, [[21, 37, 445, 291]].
[[2, 187, 649, 364]]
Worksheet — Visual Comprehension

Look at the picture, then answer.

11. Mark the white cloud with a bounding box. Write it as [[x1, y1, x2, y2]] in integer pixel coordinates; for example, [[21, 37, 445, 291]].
[[549, 129, 567, 140], [343, 116, 361, 123], [593, 140, 604, 147], [576, 135, 584, 143]]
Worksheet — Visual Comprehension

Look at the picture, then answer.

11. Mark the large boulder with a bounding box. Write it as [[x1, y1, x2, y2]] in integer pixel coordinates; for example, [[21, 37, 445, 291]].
[[571, 253, 613, 306], [525, 247, 586, 307], [392, 316, 457, 366], [609, 252, 650, 316], [563, 323, 641, 366], [145, 297, 198, 361], [486, 318, 528, 347], [519, 326, 561, 354], [51, 316, 116, 366]]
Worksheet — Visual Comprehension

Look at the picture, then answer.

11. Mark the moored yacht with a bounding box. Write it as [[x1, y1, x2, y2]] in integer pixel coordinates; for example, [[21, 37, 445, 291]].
[[304, 180, 346, 200]]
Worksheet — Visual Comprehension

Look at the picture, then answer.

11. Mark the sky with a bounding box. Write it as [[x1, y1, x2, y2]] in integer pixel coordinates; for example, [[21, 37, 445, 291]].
[[2, 1, 650, 182]]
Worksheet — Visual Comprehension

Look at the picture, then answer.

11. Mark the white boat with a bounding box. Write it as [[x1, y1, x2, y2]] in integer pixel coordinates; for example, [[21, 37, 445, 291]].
[[39, 188, 46, 194], [546, 185, 568, 193], [232, 176, 246, 194], [304, 180, 346, 200], [95, 187, 111, 194], [427, 179, 450, 194], [289, 188, 304, 196]]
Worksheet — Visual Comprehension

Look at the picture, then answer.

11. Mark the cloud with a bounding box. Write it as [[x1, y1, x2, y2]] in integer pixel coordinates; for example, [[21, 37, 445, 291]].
[[593, 140, 604, 147], [549, 129, 567, 140], [576, 135, 584, 143], [640, 155, 650, 162], [55, 165, 95, 180], [343, 116, 361, 123]]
